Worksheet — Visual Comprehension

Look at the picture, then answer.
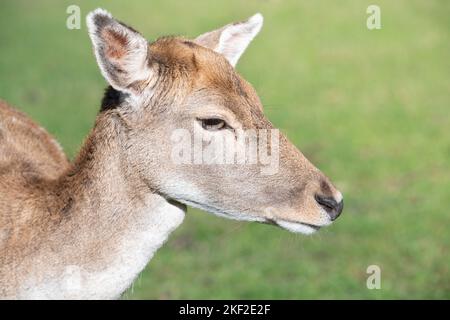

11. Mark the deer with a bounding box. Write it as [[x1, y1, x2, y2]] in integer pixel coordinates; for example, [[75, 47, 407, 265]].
[[0, 8, 343, 299]]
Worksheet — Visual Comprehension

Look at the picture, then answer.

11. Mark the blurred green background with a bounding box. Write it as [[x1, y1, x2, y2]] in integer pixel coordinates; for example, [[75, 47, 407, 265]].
[[0, 0, 449, 299]]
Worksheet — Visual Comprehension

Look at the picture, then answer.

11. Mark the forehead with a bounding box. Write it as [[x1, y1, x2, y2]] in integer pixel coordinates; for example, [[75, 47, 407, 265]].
[[150, 37, 238, 88], [149, 37, 263, 119]]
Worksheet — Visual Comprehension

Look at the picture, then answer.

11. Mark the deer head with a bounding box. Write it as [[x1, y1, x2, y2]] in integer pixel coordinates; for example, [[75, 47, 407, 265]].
[[86, 9, 343, 235]]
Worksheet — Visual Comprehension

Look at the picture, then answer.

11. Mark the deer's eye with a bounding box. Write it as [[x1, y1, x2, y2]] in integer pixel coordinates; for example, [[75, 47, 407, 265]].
[[199, 118, 227, 131]]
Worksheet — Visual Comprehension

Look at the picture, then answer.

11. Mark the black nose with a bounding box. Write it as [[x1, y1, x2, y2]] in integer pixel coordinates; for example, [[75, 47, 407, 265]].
[[315, 195, 343, 221]]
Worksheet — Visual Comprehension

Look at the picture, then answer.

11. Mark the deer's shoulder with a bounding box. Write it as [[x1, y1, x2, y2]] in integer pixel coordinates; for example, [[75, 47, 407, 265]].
[[0, 100, 69, 180]]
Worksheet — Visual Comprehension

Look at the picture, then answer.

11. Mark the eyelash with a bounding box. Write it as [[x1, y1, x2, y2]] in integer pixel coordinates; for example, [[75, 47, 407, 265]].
[[198, 118, 229, 131]]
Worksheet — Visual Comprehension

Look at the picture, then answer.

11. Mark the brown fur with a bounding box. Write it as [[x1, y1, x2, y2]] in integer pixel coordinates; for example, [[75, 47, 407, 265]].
[[102, 29, 128, 59]]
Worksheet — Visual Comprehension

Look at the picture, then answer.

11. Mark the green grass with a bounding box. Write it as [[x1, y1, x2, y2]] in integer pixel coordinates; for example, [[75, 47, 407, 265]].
[[1, 0, 449, 299]]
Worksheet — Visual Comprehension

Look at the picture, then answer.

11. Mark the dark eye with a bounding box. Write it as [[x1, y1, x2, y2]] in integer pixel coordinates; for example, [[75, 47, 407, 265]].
[[199, 118, 227, 131]]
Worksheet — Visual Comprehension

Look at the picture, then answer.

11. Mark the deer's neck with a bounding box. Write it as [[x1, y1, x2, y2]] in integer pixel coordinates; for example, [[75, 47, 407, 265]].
[[21, 114, 185, 299]]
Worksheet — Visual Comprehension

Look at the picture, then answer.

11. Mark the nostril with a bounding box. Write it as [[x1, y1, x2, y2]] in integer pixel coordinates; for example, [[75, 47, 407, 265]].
[[315, 195, 335, 211], [315, 195, 343, 221]]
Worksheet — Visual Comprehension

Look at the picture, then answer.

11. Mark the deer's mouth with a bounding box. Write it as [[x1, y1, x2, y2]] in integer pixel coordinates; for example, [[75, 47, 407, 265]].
[[265, 218, 322, 235]]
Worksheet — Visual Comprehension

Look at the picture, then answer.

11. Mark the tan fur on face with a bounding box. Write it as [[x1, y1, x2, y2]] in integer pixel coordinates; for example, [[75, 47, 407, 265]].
[[146, 37, 264, 125], [126, 37, 341, 228]]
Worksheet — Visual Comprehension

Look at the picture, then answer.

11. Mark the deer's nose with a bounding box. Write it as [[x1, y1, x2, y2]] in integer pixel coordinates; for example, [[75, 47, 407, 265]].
[[315, 194, 343, 221]]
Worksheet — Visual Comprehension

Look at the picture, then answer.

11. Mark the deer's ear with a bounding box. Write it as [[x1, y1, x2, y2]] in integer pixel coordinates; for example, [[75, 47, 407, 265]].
[[86, 9, 151, 94], [194, 13, 263, 67]]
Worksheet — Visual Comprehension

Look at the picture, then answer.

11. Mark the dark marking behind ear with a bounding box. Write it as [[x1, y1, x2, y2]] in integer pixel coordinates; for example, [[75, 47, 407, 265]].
[[100, 86, 124, 112]]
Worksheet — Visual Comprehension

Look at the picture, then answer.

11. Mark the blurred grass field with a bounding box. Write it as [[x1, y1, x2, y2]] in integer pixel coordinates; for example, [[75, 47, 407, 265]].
[[0, 0, 449, 299]]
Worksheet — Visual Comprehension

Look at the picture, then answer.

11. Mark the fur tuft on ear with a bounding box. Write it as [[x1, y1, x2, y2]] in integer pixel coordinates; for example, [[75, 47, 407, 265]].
[[195, 13, 263, 67], [86, 8, 151, 94]]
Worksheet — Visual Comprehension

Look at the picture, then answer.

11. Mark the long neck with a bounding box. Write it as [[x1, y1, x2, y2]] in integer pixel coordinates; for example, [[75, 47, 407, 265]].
[[21, 113, 186, 299]]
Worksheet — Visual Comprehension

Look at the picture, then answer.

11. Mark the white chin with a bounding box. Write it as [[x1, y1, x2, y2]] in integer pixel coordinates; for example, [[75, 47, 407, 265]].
[[276, 220, 319, 235]]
